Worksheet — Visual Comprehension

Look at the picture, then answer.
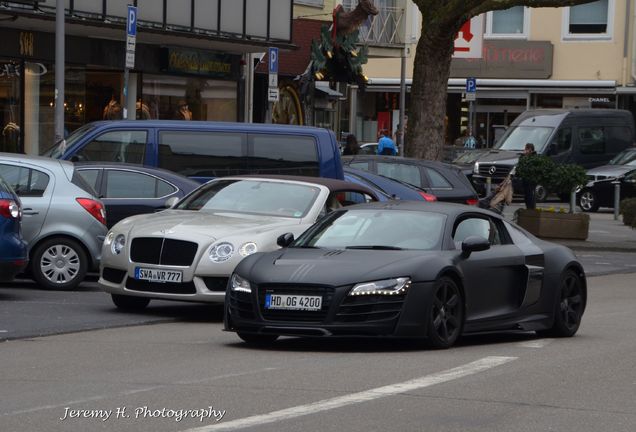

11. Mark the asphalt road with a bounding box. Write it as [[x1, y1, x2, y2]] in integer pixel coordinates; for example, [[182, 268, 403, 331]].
[[1, 272, 635, 432]]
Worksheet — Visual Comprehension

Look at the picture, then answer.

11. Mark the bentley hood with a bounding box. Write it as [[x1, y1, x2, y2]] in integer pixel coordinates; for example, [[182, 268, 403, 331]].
[[243, 247, 443, 287], [123, 210, 302, 242]]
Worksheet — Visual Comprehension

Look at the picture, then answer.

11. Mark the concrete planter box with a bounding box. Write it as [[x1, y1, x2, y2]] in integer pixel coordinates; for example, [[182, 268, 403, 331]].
[[516, 209, 590, 240]]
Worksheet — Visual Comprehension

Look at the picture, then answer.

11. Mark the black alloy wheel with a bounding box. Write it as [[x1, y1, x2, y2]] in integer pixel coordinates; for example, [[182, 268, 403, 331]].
[[111, 294, 151, 311], [237, 332, 279, 345], [539, 269, 585, 337], [578, 189, 599, 212], [427, 277, 464, 348]]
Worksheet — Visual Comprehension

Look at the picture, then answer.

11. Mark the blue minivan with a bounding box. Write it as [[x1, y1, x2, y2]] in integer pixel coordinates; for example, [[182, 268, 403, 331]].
[[43, 121, 344, 182]]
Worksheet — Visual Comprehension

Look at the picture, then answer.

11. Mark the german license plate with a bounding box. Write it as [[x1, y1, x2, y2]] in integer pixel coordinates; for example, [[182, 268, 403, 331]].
[[265, 294, 322, 311], [134, 267, 183, 283]]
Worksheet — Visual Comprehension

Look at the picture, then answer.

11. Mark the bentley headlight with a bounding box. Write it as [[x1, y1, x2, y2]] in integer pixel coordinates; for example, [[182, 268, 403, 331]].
[[473, 162, 480, 174], [231, 273, 251, 293], [239, 242, 258, 257], [111, 234, 126, 255], [348, 277, 411, 296], [209, 242, 234, 262]]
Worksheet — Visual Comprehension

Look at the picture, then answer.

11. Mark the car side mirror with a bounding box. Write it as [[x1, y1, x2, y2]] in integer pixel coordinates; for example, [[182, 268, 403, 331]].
[[461, 235, 490, 258], [277, 233, 295, 248], [164, 197, 180, 208]]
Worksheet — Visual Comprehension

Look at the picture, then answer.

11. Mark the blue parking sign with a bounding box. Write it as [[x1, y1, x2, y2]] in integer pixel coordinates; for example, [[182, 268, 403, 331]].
[[268, 47, 279, 74], [466, 77, 476, 93], [127, 5, 137, 37]]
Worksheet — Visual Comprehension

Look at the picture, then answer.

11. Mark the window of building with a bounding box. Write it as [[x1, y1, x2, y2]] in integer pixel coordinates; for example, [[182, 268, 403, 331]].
[[563, 0, 613, 40], [486, 7, 528, 38], [294, 0, 324, 6]]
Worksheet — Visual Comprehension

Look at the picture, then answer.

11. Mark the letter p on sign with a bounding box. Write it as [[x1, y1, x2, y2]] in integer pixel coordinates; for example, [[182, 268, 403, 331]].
[[127, 5, 137, 37]]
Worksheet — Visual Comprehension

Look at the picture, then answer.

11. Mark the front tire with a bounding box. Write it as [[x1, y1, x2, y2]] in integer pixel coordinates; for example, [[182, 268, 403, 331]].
[[578, 189, 599, 212], [426, 277, 464, 349], [31, 237, 88, 290], [112, 294, 150, 311], [539, 269, 585, 338], [237, 332, 279, 345]]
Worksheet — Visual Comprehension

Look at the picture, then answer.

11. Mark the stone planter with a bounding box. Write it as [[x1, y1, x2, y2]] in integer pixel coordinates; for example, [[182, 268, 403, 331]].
[[516, 209, 590, 240]]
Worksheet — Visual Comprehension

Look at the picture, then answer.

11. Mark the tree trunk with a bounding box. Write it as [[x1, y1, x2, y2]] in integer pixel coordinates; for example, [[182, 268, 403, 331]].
[[405, 21, 457, 161]]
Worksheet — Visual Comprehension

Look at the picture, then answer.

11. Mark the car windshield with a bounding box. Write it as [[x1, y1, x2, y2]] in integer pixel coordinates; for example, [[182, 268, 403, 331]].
[[609, 149, 636, 165], [40, 124, 96, 158], [174, 179, 320, 218], [494, 126, 553, 152], [293, 209, 446, 250]]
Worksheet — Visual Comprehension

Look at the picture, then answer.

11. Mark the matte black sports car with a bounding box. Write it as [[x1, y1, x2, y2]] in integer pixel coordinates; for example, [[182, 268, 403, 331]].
[[224, 201, 586, 348]]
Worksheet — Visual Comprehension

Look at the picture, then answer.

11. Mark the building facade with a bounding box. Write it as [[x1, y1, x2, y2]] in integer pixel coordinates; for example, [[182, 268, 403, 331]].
[[0, 0, 293, 155], [354, 0, 636, 148]]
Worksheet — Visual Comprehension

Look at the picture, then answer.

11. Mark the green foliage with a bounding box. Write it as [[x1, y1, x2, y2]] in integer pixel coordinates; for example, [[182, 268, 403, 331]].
[[619, 198, 636, 228], [515, 155, 587, 194]]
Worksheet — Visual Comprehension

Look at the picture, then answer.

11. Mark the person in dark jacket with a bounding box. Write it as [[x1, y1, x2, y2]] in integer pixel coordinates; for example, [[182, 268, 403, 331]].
[[342, 134, 360, 155], [521, 143, 537, 209]]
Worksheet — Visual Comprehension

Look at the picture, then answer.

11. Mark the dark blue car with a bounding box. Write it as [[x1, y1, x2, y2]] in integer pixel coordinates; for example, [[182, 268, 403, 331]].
[[344, 166, 436, 202], [0, 174, 27, 281]]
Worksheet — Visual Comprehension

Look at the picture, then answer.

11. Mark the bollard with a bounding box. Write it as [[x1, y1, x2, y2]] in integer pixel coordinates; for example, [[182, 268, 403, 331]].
[[613, 180, 621, 220], [486, 177, 492, 197], [570, 190, 576, 213]]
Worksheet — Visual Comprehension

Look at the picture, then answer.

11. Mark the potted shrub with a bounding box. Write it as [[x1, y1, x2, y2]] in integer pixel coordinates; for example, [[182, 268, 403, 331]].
[[620, 198, 636, 228], [514, 156, 590, 240]]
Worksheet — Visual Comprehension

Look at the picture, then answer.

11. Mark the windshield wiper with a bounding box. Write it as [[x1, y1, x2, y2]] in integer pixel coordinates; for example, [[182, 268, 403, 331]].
[[345, 245, 403, 250]]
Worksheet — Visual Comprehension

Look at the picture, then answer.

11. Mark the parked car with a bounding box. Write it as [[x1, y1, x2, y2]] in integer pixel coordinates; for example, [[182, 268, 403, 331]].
[[42, 120, 345, 182], [0, 153, 107, 290], [225, 201, 586, 348], [74, 162, 200, 228], [578, 168, 636, 212], [342, 155, 478, 205], [99, 176, 380, 311], [344, 167, 436, 201], [471, 109, 635, 199], [0, 174, 27, 282], [585, 147, 636, 182]]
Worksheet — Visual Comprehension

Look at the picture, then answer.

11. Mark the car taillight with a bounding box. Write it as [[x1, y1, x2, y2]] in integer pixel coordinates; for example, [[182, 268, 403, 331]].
[[418, 191, 437, 202], [466, 198, 479, 206], [0, 199, 20, 219], [76, 198, 107, 225]]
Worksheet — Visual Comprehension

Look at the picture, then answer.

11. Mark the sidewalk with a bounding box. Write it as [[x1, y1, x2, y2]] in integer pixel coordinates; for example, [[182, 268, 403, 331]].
[[503, 203, 636, 252]]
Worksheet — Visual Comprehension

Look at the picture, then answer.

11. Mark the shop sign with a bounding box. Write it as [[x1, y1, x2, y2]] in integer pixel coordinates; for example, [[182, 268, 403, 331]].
[[162, 48, 238, 79], [451, 40, 553, 79], [0, 62, 48, 78]]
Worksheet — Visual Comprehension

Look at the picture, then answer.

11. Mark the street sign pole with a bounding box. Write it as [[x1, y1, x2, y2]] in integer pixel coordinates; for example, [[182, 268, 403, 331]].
[[123, 5, 137, 120], [466, 77, 477, 141], [267, 47, 279, 122]]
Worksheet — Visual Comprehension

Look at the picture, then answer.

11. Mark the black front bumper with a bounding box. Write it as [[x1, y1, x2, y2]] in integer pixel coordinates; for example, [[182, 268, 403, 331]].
[[224, 281, 435, 339]]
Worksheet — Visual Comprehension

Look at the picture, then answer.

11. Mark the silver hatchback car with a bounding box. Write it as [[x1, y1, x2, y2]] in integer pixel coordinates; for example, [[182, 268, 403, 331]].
[[0, 153, 107, 290]]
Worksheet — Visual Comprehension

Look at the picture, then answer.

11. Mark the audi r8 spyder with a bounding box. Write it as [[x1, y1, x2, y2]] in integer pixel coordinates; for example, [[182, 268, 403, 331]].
[[225, 201, 586, 348]]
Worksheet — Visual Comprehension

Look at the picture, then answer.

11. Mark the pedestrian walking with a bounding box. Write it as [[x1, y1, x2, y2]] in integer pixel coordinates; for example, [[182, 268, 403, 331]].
[[521, 142, 537, 209]]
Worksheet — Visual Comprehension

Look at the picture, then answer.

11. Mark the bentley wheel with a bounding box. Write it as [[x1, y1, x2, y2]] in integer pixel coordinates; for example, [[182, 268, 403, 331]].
[[427, 277, 464, 349], [237, 332, 279, 345], [31, 237, 88, 290], [578, 189, 599, 212], [539, 269, 585, 338], [112, 294, 150, 311]]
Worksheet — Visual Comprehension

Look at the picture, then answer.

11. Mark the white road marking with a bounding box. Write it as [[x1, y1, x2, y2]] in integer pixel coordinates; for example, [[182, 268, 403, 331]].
[[0, 368, 279, 417], [517, 339, 552, 349], [594, 262, 612, 265], [0, 330, 8, 333], [182, 356, 517, 432]]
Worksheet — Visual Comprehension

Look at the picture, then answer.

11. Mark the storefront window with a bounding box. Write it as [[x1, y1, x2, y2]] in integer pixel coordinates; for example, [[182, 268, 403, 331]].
[[142, 74, 237, 121], [0, 59, 21, 153], [24, 61, 54, 156]]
